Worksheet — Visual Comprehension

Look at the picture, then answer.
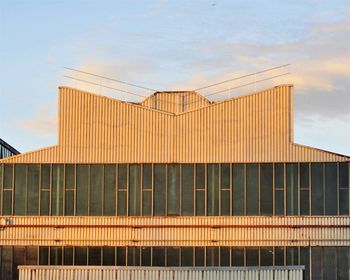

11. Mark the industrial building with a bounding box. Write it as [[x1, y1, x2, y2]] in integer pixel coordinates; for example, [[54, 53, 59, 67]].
[[0, 139, 19, 160], [0, 84, 349, 280]]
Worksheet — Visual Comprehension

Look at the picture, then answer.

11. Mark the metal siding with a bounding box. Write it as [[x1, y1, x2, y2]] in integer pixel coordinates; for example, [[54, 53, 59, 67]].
[[1, 85, 349, 164], [19, 266, 304, 280], [1, 216, 349, 247]]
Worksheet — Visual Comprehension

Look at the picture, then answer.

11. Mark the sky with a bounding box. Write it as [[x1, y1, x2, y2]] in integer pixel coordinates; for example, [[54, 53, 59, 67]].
[[0, 0, 349, 155]]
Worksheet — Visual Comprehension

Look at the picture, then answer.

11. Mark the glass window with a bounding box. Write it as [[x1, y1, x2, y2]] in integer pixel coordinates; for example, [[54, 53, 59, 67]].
[[141, 247, 151, 266], [75, 247, 87, 265], [0, 165, 2, 214], [103, 247, 115, 266], [64, 247, 73, 265], [104, 165, 116, 216], [195, 191, 205, 216], [231, 247, 244, 266], [41, 164, 51, 190], [339, 189, 349, 215], [90, 165, 103, 216], [196, 164, 205, 189], [221, 164, 230, 188], [260, 164, 273, 215], [76, 165, 89, 216], [13, 247, 25, 279], [325, 163, 337, 215], [221, 190, 230, 216], [167, 247, 180, 266], [14, 164, 26, 215], [323, 247, 337, 280], [246, 247, 259, 266], [232, 164, 244, 215], [65, 164, 75, 190], [153, 247, 165, 266], [246, 164, 259, 215], [339, 163, 349, 188], [337, 247, 349, 280], [206, 247, 219, 266], [39, 247, 49, 265], [207, 164, 219, 216], [311, 163, 324, 215], [311, 247, 323, 280], [275, 164, 285, 216], [127, 247, 140, 266], [65, 165, 75, 216], [300, 190, 310, 216], [142, 191, 152, 216], [129, 165, 141, 216], [181, 247, 193, 266], [26, 247, 38, 265], [88, 247, 101, 265], [65, 191, 74, 216], [181, 164, 194, 216], [300, 163, 309, 189], [167, 164, 180, 216], [142, 164, 152, 190], [116, 247, 126, 266], [286, 247, 298, 265], [27, 165, 40, 215], [40, 191, 50, 216], [195, 247, 205, 266], [154, 164, 166, 216], [4, 164, 13, 190], [117, 191, 127, 216], [286, 164, 298, 216], [50, 247, 62, 265], [51, 164, 64, 216], [1, 247, 12, 280], [118, 166, 127, 216], [260, 247, 273, 266], [300, 247, 310, 280], [220, 247, 230, 266], [3, 191, 12, 215], [118, 164, 127, 190], [274, 247, 284, 265]]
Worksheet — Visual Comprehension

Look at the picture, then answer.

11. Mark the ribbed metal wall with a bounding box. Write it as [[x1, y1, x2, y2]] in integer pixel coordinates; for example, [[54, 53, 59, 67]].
[[0, 85, 348, 163], [1, 216, 349, 247], [19, 266, 304, 280]]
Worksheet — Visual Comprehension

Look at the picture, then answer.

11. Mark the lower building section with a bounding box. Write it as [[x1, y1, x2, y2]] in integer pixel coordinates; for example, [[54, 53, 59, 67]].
[[0, 246, 349, 280]]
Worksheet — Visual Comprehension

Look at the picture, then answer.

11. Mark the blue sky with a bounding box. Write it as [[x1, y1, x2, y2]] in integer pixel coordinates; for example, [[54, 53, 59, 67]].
[[0, 0, 349, 155]]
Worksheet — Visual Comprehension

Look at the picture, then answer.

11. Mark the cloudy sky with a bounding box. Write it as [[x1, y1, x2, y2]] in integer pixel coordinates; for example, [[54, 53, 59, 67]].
[[1, 0, 349, 155]]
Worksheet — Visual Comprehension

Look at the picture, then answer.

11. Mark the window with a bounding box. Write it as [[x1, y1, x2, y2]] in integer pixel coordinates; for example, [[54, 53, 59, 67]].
[[207, 164, 219, 216], [246, 164, 259, 215], [232, 164, 244, 215]]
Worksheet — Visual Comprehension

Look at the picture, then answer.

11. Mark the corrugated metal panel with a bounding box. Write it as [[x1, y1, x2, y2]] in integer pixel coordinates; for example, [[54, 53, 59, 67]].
[[1, 216, 349, 247], [19, 266, 304, 280], [1, 85, 349, 163]]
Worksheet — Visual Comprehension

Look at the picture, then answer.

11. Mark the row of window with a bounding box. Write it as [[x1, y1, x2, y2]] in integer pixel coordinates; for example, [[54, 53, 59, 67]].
[[0, 142, 19, 160], [0, 162, 349, 216], [0, 246, 349, 280]]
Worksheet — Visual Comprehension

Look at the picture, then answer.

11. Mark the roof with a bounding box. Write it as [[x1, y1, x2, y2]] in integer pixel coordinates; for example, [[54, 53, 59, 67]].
[[1, 84, 349, 163]]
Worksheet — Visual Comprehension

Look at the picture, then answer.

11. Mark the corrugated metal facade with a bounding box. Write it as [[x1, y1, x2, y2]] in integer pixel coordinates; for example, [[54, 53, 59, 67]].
[[19, 266, 304, 280], [1, 216, 349, 247], [1, 85, 348, 163]]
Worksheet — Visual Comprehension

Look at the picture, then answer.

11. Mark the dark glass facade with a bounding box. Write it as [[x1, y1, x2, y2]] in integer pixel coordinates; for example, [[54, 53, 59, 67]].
[[0, 139, 19, 160]]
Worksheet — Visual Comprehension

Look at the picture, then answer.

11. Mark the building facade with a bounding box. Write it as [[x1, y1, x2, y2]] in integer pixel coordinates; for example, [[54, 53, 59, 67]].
[[0, 139, 19, 160], [0, 84, 349, 280]]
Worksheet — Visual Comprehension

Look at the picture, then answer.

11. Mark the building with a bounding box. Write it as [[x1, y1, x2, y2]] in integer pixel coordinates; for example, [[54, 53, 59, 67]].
[[0, 139, 19, 159], [0, 84, 349, 280]]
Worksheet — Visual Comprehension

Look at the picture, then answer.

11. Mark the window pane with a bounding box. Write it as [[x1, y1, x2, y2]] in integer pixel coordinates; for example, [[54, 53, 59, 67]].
[[220, 247, 230, 266], [246, 164, 259, 215], [275, 164, 284, 189], [339, 189, 349, 215], [286, 164, 298, 215], [65, 191, 74, 216], [300, 247, 310, 280], [274, 247, 284, 266], [260, 247, 273, 266], [117, 191, 127, 216], [26, 247, 38, 265], [14, 164, 26, 215], [64, 247, 73, 265], [311, 247, 323, 280], [246, 248, 259, 266], [103, 247, 115, 266], [76, 165, 89, 216], [27, 165, 40, 215], [104, 164, 116, 216], [129, 165, 141, 216], [40, 191, 50, 215], [127, 247, 140, 266], [90, 165, 103, 216], [181, 248, 193, 266], [142, 164, 152, 190], [3, 191, 12, 215], [206, 247, 219, 266], [4, 164, 13, 190], [0, 165, 2, 214], [207, 164, 219, 216], [141, 247, 151, 266], [116, 247, 126, 266], [13, 247, 26, 279], [51, 164, 64, 216], [339, 162, 349, 188], [118, 164, 127, 190], [325, 163, 337, 215], [221, 164, 230, 188], [75, 247, 87, 265], [88, 247, 101, 265], [337, 247, 349, 280], [65, 164, 75, 190], [181, 164, 194, 216], [286, 247, 298, 265], [195, 247, 205, 266], [300, 190, 310, 216], [153, 247, 165, 266], [195, 191, 205, 216], [311, 163, 324, 215], [39, 247, 49, 265], [50, 247, 62, 265], [323, 247, 336, 280], [2, 247, 12, 280], [167, 164, 180, 216], [154, 164, 166, 216], [142, 191, 152, 216], [221, 190, 230, 216], [275, 190, 284, 216], [167, 248, 180, 266], [41, 164, 51, 190], [231, 247, 244, 266], [232, 164, 244, 215], [195, 164, 205, 189], [260, 164, 273, 215], [300, 163, 309, 189]]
